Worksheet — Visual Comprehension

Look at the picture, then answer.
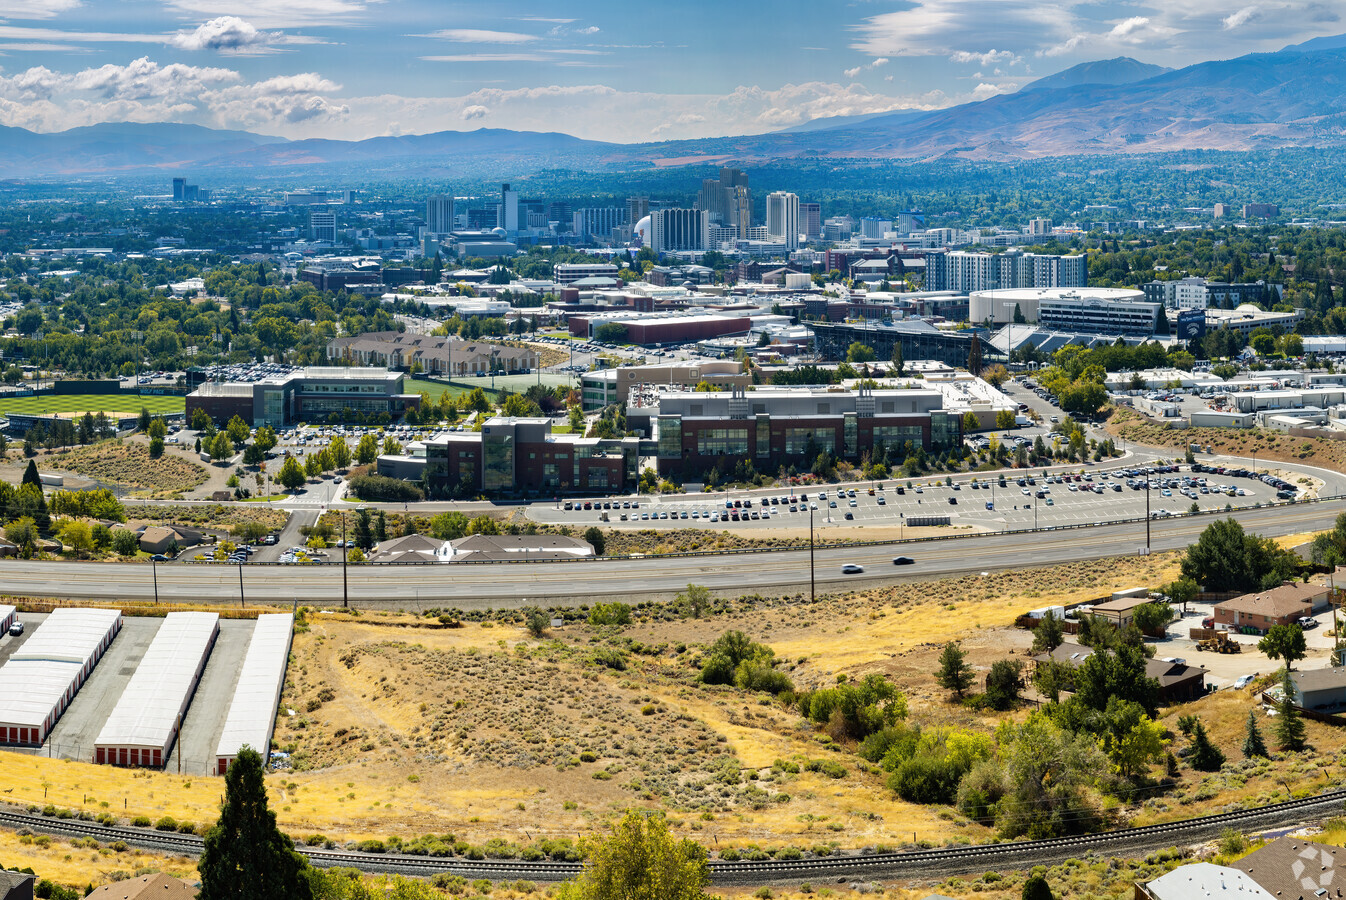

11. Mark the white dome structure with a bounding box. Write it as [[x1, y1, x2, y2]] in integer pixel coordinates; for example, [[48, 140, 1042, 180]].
[[634, 215, 651, 246]]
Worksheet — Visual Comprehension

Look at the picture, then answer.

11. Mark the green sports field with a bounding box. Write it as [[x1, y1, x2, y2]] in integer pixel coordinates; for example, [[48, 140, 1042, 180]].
[[0, 393, 185, 418]]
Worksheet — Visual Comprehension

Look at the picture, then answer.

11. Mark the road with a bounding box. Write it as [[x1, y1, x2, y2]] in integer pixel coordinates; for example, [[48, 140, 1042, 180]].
[[5, 498, 1342, 607]]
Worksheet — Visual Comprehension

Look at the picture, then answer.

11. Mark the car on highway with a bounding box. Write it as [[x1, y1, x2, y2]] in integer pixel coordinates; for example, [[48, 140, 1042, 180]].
[[149, 554, 170, 562], [841, 564, 865, 574], [8, 620, 23, 637], [892, 556, 914, 566]]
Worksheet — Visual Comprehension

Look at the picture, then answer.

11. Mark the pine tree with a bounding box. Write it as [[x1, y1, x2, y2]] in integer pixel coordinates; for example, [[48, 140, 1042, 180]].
[[353, 508, 374, 551], [935, 641, 975, 699], [21, 459, 40, 488], [374, 511, 387, 543], [967, 337, 983, 375], [1021, 875, 1054, 900], [1242, 708, 1268, 758], [199, 747, 312, 900], [1188, 720, 1226, 772], [1276, 668, 1307, 752]]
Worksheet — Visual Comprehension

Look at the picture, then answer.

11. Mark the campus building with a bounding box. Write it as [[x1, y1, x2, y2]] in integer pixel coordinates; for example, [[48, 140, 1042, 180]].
[[327, 332, 538, 376], [579, 361, 750, 411], [186, 367, 418, 427], [640, 386, 962, 481], [811, 321, 1001, 369]]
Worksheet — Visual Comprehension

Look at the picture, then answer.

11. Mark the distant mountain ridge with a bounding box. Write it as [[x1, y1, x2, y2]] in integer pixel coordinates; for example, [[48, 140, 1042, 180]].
[[1021, 57, 1172, 92], [6, 37, 1346, 176]]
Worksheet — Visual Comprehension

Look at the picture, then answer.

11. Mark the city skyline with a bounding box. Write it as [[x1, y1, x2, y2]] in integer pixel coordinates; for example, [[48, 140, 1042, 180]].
[[0, 0, 1340, 143]]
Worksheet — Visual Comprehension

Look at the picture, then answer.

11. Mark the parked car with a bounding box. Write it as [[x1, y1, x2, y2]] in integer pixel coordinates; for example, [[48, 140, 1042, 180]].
[[1233, 674, 1256, 689], [8, 621, 23, 637]]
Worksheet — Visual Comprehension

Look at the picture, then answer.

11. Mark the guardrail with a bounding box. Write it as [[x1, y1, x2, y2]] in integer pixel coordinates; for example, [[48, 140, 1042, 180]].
[[172, 490, 1346, 569]]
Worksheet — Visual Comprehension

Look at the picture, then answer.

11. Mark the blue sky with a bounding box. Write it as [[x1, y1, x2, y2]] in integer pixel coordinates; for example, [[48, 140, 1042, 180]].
[[0, 0, 1341, 142]]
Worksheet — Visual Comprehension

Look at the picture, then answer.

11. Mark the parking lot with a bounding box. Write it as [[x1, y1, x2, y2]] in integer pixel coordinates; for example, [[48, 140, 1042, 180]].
[[529, 459, 1306, 534]]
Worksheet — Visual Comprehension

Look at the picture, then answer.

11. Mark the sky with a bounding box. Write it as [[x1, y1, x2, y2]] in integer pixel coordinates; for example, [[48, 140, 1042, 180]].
[[0, 0, 1341, 144]]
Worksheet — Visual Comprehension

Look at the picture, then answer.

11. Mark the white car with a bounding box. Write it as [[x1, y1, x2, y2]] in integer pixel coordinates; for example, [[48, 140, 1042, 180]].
[[1233, 674, 1256, 690]]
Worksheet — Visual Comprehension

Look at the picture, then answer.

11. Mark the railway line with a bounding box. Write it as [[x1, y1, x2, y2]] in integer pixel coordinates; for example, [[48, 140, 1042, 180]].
[[6, 785, 1346, 884]]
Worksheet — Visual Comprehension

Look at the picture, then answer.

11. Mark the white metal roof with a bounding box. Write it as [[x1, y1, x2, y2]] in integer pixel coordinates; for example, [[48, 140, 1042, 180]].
[[215, 614, 294, 760], [0, 660, 81, 728], [95, 612, 219, 751], [0, 605, 14, 624], [12, 608, 121, 664]]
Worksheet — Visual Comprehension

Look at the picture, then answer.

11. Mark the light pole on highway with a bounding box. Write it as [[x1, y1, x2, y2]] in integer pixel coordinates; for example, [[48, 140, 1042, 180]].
[[151, 558, 159, 606], [237, 558, 245, 609], [1145, 472, 1151, 551], [808, 502, 816, 603], [341, 510, 349, 609]]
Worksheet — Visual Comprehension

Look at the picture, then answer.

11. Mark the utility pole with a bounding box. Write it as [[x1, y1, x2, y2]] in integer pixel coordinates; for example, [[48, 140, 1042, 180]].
[[341, 510, 349, 609], [237, 559, 245, 609], [1145, 471, 1151, 551], [151, 558, 159, 606]]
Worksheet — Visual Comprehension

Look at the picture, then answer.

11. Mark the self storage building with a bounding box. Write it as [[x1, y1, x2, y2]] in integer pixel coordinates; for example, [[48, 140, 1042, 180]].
[[214, 614, 293, 775], [0, 607, 122, 746], [94, 612, 219, 768]]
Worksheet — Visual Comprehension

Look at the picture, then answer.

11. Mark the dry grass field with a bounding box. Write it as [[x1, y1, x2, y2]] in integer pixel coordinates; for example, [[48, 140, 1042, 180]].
[[41, 441, 208, 494]]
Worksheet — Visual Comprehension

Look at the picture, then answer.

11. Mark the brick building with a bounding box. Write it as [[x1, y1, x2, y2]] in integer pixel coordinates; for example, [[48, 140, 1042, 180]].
[[186, 367, 418, 427], [1213, 582, 1330, 633]]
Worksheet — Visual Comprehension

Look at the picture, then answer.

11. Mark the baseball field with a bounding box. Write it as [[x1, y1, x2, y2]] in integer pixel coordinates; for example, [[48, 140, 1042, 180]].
[[0, 392, 184, 418]]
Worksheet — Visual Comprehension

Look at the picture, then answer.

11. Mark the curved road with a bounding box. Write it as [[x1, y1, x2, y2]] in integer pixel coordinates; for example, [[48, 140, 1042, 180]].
[[8, 499, 1342, 607]]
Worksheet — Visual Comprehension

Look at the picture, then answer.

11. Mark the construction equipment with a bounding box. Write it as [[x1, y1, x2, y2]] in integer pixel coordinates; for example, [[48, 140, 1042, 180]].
[[1195, 630, 1242, 653]]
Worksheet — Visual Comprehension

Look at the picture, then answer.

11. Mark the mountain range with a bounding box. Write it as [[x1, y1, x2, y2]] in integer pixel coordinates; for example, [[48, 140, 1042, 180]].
[[6, 38, 1346, 177]]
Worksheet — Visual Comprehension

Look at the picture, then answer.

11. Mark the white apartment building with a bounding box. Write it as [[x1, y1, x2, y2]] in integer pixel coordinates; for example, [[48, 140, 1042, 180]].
[[765, 192, 800, 250]]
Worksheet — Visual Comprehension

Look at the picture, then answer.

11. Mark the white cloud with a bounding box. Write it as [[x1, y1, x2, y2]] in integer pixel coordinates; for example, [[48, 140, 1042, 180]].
[[421, 53, 548, 63], [3, 1, 81, 20], [162, 0, 376, 28], [843, 57, 891, 79], [971, 81, 1017, 99], [422, 29, 537, 44], [170, 16, 276, 53], [1223, 5, 1261, 29], [577, 26, 600, 35], [852, 0, 1068, 57], [1041, 34, 1086, 57], [949, 49, 1020, 67], [0, 25, 165, 44], [460, 104, 488, 120]]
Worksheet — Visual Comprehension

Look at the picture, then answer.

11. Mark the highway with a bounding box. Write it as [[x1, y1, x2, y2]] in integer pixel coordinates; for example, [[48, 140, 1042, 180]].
[[7, 498, 1343, 608]]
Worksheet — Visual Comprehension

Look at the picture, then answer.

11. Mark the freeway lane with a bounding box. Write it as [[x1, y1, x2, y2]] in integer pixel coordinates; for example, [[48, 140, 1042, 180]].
[[3, 500, 1342, 608]]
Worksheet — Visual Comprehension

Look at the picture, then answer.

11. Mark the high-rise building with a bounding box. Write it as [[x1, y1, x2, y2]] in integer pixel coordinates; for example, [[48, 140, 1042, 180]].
[[309, 208, 337, 243], [627, 196, 650, 225], [859, 217, 891, 240], [649, 209, 709, 253], [172, 178, 186, 202], [1028, 218, 1051, 235], [765, 192, 800, 249], [573, 208, 627, 241], [499, 183, 519, 232], [940, 249, 1087, 293], [694, 169, 751, 238], [426, 194, 455, 235], [800, 202, 821, 239]]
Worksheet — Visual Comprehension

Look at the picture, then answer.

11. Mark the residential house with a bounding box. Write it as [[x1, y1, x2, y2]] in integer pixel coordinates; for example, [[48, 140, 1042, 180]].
[[0, 870, 35, 900], [1135, 862, 1274, 899], [1086, 595, 1152, 629], [1231, 836, 1346, 898], [1214, 582, 1330, 634], [137, 525, 207, 555], [84, 874, 197, 900], [366, 533, 444, 564], [1031, 642, 1207, 703], [1287, 667, 1346, 711]]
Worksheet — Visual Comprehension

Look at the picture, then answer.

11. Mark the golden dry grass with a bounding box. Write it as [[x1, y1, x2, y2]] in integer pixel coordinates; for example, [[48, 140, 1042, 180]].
[[0, 829, 194, 886]]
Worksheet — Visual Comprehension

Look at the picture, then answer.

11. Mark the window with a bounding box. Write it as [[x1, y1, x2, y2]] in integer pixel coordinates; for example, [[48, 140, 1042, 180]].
[[785, 428, 834, 454], [843, 413, 858, 456], [696, 427, 748, 456], [873, 425, 924, 446], [482, 430, 514, 491], [755, 415, 771, 458], [657, 415, 682, 459]]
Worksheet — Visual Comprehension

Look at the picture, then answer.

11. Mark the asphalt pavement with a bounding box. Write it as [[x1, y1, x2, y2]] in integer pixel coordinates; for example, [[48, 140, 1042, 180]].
[[0, 498, 1341, 608]]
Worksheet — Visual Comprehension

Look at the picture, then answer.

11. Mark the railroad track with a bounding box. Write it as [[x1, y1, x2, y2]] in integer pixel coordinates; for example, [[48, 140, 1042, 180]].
[[6, 786, 1346, 884]]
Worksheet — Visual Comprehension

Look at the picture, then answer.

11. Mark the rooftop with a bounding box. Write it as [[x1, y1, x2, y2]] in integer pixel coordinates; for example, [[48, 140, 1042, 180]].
[[1217, 582, 1324, 618]]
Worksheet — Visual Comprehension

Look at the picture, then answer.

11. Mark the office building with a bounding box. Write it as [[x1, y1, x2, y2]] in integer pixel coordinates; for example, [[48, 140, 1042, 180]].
[[1213, 203, 1230, 218], [554, 262, 621, 284], [579, 361, 750, 411], [296, 257, 381, 292], [859, 217, 891, 240], [893, 211, 924, 233], [284, 191, 328, 206], [309, 208, 337, 243], [1141, 278, 1283, 310], [1205, 305, 1305, 336], [626, 196, 650, 227], [1242, 203, 1279, 219], [765, 192, 800, 250], [426, 194, 455, 234], [1037, 291, 1163, 336], [970, 286, 1145, 324], [646, 386, 962, 481], [800, 202, 821, 239], [1028, 218, 1051, 235], [695, 168, 751, 237], [568, 311, 749, 345], [186, 367, 418, 427], [649, 208, 709, 253], [172, 178, 186, 201], [572, 207, 626, 241], [499, 183, 519, 232], [812, 320, 999, 369], [327, 332, 538, 376]]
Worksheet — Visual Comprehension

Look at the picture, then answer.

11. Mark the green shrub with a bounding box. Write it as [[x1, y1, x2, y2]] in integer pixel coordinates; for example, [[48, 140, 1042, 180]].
[[153, 816, 177, 831], [804, 759, 847, 779], [355, 839, 386, 853], [130, 816, 151, 827]]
